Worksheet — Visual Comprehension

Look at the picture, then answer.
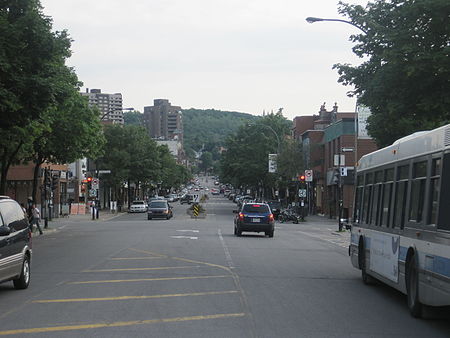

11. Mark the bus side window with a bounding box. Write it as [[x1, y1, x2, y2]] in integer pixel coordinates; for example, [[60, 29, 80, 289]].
[[437, 154, 450, 230], [393, 165, 409, 229], [409, 161, 427, 223], [428, 158, 441, 225]]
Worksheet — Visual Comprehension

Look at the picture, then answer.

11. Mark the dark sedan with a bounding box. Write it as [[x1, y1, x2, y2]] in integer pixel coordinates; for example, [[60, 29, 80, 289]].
[[147, 200, 173, 220], [234, 203, 274, 237]]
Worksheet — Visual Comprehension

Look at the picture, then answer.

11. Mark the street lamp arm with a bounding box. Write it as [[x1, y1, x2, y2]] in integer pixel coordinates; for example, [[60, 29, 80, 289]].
[[248, 123, 281, 154], [305, 17, 367, 35]]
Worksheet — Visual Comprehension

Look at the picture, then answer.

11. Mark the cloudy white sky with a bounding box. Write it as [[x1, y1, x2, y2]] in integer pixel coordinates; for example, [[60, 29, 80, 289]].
[[41, 0, 368, 120]]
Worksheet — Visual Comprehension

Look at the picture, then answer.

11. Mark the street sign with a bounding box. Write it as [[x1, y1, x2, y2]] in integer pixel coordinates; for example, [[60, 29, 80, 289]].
[[193, 194, 200, 203], [305, 170, 313, 182], [268, 154, 277, 173], [98, 170, 111, 174], [340, 167, 348, 177], [334, 154, 345, 166], [92, 178, 99, 189], [89, 189, 97, 197], [298, 189, 307, 197]]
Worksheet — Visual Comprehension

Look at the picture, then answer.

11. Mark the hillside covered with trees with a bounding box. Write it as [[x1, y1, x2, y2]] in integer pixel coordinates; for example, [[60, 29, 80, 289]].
[[182, 108, 258, 159]]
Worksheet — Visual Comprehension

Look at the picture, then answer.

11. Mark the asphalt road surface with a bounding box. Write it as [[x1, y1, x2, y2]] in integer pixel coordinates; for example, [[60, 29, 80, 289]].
[[1, 188, 449, 337]]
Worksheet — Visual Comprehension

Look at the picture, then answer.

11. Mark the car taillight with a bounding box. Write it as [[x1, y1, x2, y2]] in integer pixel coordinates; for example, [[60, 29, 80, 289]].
[[269, 214, 274, 222], [239, 213, 244, 220]]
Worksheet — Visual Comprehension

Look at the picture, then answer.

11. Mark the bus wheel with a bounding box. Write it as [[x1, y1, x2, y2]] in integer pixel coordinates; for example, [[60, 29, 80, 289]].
[[406, 252, 423, 318], [359, 238, 375, 285]]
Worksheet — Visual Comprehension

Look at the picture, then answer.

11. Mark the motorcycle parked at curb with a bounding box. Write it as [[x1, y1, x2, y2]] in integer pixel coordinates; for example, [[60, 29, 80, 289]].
[[278, 209, 301, 224]]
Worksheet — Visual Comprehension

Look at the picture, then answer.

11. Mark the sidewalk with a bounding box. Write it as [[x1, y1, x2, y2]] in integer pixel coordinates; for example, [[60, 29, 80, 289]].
[[34, 210, 125, 235]]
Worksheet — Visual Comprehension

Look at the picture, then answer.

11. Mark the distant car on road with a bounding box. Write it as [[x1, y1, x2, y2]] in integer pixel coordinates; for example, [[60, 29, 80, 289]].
[[129, 200, 147, 213], [234, 202, 275, 237], [180, 194, 194, 204], [147, 200, 173, 220]]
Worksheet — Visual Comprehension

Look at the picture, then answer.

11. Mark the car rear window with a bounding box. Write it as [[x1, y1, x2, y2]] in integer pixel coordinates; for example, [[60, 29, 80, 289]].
[[242, 204, 270, 213], [149, 201, 167, 208]]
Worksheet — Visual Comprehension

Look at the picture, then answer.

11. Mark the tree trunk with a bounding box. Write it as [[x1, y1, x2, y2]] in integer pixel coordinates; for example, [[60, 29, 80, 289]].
[[0, 142, 24, 195], [32, 157, 44, 203]]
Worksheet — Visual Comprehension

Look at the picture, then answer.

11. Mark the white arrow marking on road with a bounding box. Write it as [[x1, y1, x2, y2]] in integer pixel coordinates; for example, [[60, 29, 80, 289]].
[[170, 236, 198, 240], [176, 230, 199, 233]]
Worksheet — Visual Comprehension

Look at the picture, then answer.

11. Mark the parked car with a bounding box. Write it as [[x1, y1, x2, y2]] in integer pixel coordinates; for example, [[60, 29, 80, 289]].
[[237, 195, 253, 208], [267, 200, 282, 220], [0, 196, 32, 289], [180, 194, 194, 205], [234, 202, 275, 237], [147, 200, 173, 220], [128, 200, 147, 213]]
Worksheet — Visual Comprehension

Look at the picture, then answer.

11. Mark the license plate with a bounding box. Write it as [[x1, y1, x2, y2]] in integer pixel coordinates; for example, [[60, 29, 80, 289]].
[[252, 218, 261, 223]]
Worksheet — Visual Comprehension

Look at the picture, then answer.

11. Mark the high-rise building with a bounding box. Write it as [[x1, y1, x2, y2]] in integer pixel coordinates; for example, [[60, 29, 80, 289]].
[[81, 89, 124, 125], [143, 99, 183, 141]]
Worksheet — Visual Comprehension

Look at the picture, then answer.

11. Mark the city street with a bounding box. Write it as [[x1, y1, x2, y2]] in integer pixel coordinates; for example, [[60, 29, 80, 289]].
[[0, 193, 449, 337]]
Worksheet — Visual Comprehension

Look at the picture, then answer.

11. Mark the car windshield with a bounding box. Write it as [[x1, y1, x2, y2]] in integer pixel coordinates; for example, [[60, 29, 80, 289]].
[[149, 201, 167, 208], [132, 201, 145, 205], [242, 204, 270, 213]]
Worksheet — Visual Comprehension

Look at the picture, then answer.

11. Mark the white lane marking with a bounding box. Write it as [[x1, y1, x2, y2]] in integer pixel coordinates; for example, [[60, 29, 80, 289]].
[[170, 236, 198, 240], [176, 230, 200, 233], [218, 229, 234, 269]]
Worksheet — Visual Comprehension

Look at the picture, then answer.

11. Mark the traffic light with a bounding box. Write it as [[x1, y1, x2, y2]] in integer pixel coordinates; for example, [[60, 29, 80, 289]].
[[44, 169, 51, 188], [51, 174, 59, 190], [299, 174, 306, 182], [87, 177, 93, 189]]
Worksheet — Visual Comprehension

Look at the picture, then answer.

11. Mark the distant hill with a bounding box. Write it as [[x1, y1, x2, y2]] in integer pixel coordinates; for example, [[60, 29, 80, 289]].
[[182, 108, 257, 156]]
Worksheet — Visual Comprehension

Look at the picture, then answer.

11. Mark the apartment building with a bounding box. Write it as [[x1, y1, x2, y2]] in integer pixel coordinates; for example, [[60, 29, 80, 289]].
[[81, 88, 124, 125], [143, 99, 183, 141]]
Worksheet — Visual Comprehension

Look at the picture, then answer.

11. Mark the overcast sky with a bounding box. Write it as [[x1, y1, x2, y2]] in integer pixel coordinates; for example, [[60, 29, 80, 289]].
[[41, 0, 368, 120]]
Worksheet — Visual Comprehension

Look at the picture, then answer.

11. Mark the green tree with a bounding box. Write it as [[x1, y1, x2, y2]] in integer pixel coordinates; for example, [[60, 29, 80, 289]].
[[29, 91, 105, 202], [199, 152, 213, 173], [99, 125, 160, 204], [0, 0, 76, 193], [220, 114, 291, 197], [123, 110, 143, 126], [334, 0, 450, 147]]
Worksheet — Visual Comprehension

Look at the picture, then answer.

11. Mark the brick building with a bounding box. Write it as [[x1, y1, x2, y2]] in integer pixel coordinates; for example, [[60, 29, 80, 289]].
[[293, 103, 378, 219]]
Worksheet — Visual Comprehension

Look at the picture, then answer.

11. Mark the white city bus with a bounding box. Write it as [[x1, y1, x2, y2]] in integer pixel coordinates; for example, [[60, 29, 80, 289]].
[[349, 123, 450, 317]]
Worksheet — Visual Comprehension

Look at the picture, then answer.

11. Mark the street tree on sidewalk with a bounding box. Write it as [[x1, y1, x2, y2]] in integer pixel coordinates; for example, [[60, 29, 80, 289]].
[[28, 88, 105, 203], [334, 0, 450, 147], [0, 0, 79, 194], [220, 113, 291, 196]]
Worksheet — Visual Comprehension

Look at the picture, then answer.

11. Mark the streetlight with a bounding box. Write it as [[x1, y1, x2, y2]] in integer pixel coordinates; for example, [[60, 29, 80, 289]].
[[248, 123, 281, 154], [305, 16, 368, 34], [306, 15, 367, 231]]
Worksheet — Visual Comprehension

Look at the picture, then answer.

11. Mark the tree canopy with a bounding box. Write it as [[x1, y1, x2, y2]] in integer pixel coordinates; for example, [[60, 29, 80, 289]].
[[219, 113, 292, 195], [334, 0, 450, 147]]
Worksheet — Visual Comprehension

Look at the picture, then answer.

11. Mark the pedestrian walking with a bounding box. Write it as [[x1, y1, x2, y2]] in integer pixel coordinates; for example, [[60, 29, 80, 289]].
[[31, 204, 43, 235]]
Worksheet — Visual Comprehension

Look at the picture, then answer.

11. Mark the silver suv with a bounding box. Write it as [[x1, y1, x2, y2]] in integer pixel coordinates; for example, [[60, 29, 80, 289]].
[[0, 196, 32, 289]]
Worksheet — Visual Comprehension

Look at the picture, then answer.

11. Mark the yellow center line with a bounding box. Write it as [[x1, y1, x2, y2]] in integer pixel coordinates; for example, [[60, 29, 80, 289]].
[[128, 248, 232, 273], [33, 290, 239, 303], [69, 274, 231, 285], [110, 257, 164, 260], [128, 248, 168, 258], [0, 313, 246, 336], [82, 265, 202, 273]]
